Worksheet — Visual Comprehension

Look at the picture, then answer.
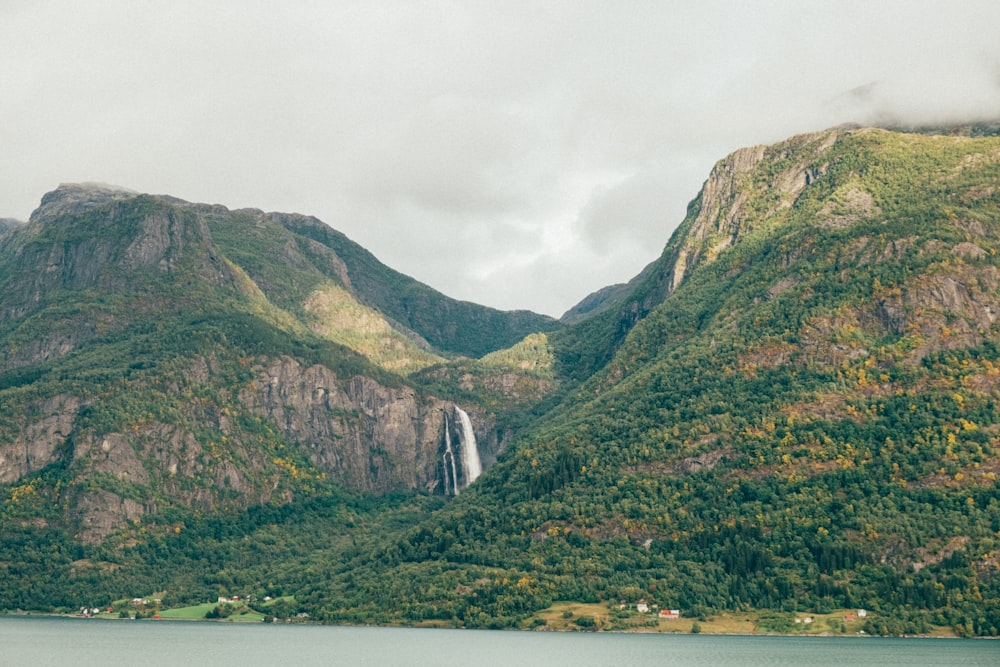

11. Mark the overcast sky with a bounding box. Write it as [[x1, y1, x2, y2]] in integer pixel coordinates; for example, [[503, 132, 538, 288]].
[[3, 1, 999, 316]]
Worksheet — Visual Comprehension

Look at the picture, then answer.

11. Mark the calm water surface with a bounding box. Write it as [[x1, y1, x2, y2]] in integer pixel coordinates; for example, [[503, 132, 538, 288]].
[[2, 615, 996, 666]]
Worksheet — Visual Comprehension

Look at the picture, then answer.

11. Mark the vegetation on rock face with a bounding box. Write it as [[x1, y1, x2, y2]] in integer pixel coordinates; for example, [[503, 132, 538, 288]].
[[274, 213, 561, 357], [301, 128, 1000, 634], [2, 126, 1000, 636], [0, 183, 557, 581]]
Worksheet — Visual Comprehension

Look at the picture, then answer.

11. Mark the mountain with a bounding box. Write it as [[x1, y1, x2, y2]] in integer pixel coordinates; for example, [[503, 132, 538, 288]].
[[0, 183, 556, 551], [302, 126, 1000, 634], [3, 125, 1000, 636]]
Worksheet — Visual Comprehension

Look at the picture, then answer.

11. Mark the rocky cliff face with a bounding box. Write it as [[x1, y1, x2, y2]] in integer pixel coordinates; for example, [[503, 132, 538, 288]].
[[0, 350, 507, 542], [665, 130, 839, 297], [231, 355, 502, 496], [9, 184, 234, 300], [555, 129, 847, 376], [244, 357, 445, 493], [0, 395, 82, 485]]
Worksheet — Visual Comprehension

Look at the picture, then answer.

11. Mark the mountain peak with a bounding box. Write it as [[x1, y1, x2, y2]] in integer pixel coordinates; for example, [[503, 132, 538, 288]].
[[30, 182, 138, 222]]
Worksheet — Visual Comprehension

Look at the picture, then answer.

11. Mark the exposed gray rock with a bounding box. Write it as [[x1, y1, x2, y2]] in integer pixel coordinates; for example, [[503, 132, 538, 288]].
[[28, 182, 137, 223], [241, 356, 481, 494], [0, 187, 246, 371], [74, 433, 150, 485], [70, 489, 146, 544], [672, 130, 839, 291], [0, 395, 81, 483]]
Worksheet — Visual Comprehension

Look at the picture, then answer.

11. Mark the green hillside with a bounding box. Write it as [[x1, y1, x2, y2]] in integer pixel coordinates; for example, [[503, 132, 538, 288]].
[[2, 127, 999, 636], [275, 213, 560, 358], [295, 128, 1000, 635]]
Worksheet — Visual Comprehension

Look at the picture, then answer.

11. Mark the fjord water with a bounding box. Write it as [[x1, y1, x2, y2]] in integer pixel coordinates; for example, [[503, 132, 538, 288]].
[[3, 617, 996, 666]]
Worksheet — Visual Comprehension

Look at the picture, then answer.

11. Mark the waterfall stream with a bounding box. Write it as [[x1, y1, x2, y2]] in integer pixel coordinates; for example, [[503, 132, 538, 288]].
[[455, 406, 482, 486], [443, 413, 460, 496]]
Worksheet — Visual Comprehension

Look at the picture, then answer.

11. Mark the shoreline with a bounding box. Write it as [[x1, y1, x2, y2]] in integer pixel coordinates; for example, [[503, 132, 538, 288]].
[[0, 609, 977, 639]]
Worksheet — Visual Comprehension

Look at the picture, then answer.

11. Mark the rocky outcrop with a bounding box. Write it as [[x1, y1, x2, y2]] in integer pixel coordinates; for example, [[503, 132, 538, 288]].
[[0, 395, 81, 484], [669, 130, 838, 291], [29, 185, 232, 287], [74, 433, 150, 485], [69, 489, 146, 543], [240, 356, 501, 494], [557, 130, 845, 378], [28, 182, 137, 221]]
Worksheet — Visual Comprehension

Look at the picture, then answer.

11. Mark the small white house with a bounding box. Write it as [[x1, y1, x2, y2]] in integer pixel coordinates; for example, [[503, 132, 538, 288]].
[[857, 609, 867, 618], [636, 601, 649, 613]]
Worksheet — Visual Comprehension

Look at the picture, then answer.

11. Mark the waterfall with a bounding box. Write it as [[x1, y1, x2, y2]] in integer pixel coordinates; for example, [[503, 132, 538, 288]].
[[455, 406, 482, 486], [442, 413, 460, 496]]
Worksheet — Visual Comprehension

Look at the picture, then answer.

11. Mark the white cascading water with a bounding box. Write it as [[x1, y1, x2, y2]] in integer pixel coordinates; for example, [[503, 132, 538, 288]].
[[442, 413, 460, 496], [455, 406, 482, 486]]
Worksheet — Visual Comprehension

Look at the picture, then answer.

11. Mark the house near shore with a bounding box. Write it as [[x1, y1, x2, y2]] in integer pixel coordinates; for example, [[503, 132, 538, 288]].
[[659, 609, 680, 619]]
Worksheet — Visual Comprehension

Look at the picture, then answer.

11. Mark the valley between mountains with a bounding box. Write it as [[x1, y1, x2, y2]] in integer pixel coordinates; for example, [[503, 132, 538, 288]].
[[2, 124, 999, 636]]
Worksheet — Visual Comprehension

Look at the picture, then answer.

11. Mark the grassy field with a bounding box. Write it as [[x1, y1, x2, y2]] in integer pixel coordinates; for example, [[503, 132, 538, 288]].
[[228, 610, 266, 622], [157, 602, 264, 622], [158, 603, 218, 619]]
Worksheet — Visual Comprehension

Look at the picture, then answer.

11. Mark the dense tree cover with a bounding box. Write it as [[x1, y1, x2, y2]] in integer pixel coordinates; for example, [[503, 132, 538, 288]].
[[0, 471, 441, 615]]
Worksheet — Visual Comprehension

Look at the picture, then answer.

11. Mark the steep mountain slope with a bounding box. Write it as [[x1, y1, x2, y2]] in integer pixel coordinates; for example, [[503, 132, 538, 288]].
[[549, 130, 843, 381], [0, 218, 22, 234], [306, 127, 1000, 635], [0, 185, 554, 549], [273, 214, 560, 357]]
